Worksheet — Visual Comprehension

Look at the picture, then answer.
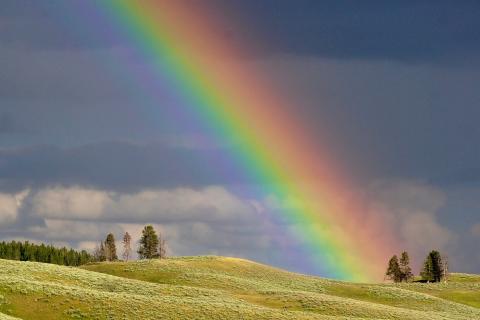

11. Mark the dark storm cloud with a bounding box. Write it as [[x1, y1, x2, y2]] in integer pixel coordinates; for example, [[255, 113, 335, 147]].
[[223, 0, 480, 63], [0, 141, 247, 192], [0, 1, 121, 51], [251, 57, 480, 186], [2, 1, 480, 63], [0, 113, 15, 134]]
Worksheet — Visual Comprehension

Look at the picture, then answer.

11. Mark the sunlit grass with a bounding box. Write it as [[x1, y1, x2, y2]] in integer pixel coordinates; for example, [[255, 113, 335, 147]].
[[0, 257, 478, 319]]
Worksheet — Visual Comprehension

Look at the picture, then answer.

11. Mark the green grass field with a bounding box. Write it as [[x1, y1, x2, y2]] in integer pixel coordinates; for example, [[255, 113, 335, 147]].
[[0, 256, 478, 319]]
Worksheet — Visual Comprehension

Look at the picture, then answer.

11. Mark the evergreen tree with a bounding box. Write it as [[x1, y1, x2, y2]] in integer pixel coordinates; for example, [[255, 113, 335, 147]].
[[122, 232, 132, 262], [104, 233, 117, 261], [420, 250, 444, 282], [420, 254, 434, 282], [385, 255, 402, 282], [0, 241, 92, 266], [399, 251, 413, 282], [138, 225, 159, 259]]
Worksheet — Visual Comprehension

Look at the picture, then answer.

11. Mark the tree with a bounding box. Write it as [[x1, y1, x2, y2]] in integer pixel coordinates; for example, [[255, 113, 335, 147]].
[[96, 241, 107, 262], [0, 240, 92, 266], [122, 232, 132, 262], [399, 251, 413, 282], [420, 250, 444, 282], [104, 233, 117, 261], [385, 255, 402, 282], [138, 225, 159, 259], [443, 255, 449, 283], [158, 233, 167, 259]]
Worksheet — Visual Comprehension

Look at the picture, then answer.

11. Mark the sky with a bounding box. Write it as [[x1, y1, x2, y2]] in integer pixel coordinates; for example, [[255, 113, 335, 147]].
[[0, 0, 479, 276]]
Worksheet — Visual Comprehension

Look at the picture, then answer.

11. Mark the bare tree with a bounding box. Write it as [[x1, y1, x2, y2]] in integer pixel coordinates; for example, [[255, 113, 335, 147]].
[[122, 232, 132, 262], [443, 255, 449, 283], [93, 244, 102, 262], [158, 233, 167, 259], [93, 241, 106, 262]]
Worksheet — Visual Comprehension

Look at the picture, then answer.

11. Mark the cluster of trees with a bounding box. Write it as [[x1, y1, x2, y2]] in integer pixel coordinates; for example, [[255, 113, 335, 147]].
[[94, 225, 167, 262], [0, 241, 92, 266], [386, 251, 413, 282], [386, 250, 448, 283]]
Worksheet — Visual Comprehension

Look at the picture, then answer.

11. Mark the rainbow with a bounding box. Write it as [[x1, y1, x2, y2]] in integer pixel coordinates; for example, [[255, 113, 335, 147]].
[[90, 1, 396, 281]]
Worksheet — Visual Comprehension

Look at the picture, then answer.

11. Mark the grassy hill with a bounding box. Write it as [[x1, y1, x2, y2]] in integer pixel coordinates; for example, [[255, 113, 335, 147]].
[[0, 257, 478, 319]]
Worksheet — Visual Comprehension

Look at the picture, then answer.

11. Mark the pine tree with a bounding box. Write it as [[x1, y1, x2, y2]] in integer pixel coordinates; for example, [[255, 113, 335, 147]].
[[122, 232, 132, 262], [138, 225, 159, 259], [420, 250, 444, 282], [399, 251, 413, 282], [105, 233, 117, 261], [385, 255, 402, 282], [0, 241, 92, 266]]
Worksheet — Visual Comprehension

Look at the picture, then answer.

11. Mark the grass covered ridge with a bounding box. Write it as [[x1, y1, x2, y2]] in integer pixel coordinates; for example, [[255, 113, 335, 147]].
[[0, 256, 478, 319]]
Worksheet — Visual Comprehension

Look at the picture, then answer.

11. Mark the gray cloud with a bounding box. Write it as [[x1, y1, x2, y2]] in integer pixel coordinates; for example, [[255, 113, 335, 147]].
[[471, 224, 480, 237], [364, 180, 462, 272], [0, 141, 247, 193], [225, 1, 480, 64], [251, 56, 480, 184], [0, 113, 15, 134], [3, 1, 480, 64]]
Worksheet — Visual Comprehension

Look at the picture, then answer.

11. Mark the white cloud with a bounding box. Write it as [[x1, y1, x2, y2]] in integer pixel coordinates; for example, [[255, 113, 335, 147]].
[[108, 186, 257, 223], [31, 186, 258, 225], [0, 189, 29, 227], [32, 187, 111, 220], [29, 185, 257, 225], [27, 219, 124, 242]]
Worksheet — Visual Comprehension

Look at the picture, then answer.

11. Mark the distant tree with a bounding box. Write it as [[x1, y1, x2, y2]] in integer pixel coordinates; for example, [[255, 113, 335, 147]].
[[385, 255, 402, 282], [122, 232, 132, 262], [104, 233, 117, 261], [93, 244, 102, 262], [158, 233, 167, 259], [138, 225, 159, 259], [399, 251, 413, 282], [443, 255, 449, 283], [0, 240, 92, 266], [97, 241, 107, 262], [420, 250, 444, 282]]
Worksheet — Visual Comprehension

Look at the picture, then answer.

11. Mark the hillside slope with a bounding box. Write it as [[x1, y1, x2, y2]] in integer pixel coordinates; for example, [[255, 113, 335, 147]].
[[0, 257, 478, 319]]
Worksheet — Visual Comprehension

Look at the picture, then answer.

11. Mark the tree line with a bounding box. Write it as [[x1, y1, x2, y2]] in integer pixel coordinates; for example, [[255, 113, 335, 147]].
[[0, 225, 166, 267], [93, 225, 167, 262], [386, 250, 448, 283], [0, 241, 92, 266]]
